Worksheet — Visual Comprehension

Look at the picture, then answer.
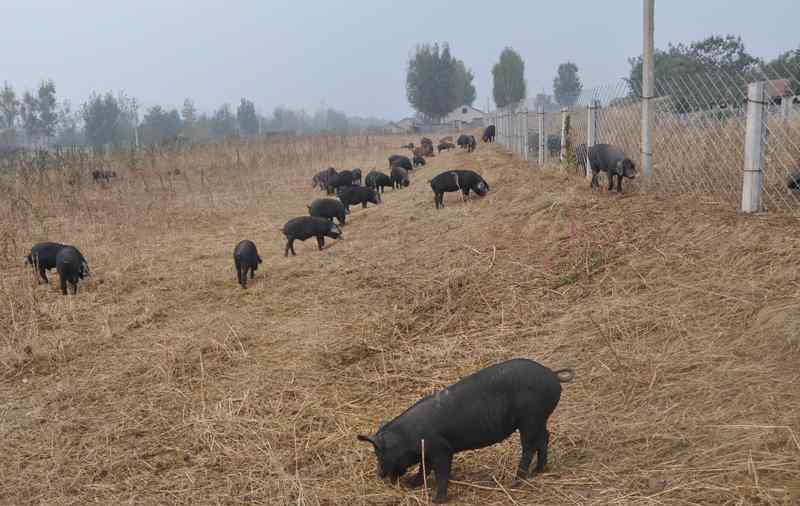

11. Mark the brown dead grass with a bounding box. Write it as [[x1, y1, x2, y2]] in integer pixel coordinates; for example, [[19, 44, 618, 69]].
[[1, 135, 799, 505]]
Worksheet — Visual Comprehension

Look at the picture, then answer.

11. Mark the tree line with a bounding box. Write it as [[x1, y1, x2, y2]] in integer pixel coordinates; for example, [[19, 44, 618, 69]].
[[404, 35, 799, 119], [0, 84, 383, 150]]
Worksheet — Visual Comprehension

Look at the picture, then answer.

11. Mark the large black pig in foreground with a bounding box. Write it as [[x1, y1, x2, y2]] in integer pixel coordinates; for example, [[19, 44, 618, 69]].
[[358, 358, 574, 503], [25, 242, 67, 283], [55, 246, 89, 295], [588, 143, 637, 192], [281, 216, 342, 257], [233, 240, 262, 288], [429, 170, 489, 209]]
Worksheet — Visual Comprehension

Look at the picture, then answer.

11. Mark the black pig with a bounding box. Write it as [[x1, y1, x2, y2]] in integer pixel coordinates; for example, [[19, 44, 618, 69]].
[[327, 170, 355, 195], [482, 124, 496, 143], [429, 170, 489, 209], [25, 241, 67, 284], [233, 240, 262, 288], [312, 167, 337, 190], [365, 170, 393, 193], [308, 198, 347, 225], [338, 186, 380, 212], [413, 155, 426, 167], [358, 358, 574, 503], [588, 144, 637, 192], [390, 166, 410, 189], [281, 216, 342, 257], [389, 155, 413, 171], [55, 246, 89, 295]]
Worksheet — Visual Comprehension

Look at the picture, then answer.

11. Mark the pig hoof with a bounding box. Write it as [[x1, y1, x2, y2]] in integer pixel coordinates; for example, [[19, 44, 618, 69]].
[[432, 495, 448, 504]]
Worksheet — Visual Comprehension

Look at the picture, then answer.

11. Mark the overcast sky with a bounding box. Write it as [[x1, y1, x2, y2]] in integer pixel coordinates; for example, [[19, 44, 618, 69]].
[[1, 1, 796, 120]]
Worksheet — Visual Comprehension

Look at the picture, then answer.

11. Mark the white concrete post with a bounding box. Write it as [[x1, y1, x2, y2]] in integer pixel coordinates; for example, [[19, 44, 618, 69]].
[[560, 107, 568, 163], [741, 82, 766, 213], [513, 108, 518, 155], [587, 100, 599, 180], [537, 106, 545, 165], [523, 106, 529, 161], [641, 0, 655, 189]]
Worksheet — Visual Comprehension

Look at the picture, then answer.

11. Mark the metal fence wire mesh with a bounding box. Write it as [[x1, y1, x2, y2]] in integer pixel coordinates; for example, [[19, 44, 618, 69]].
[[493, 59, 800, 213]]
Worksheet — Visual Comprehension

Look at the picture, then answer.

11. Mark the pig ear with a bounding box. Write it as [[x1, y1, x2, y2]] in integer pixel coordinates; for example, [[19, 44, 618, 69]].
[[357, 435, 378, 449]]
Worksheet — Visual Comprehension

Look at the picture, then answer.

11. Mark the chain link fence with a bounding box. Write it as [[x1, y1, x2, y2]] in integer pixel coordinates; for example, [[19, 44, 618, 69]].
[[490, 61, 800, 213]]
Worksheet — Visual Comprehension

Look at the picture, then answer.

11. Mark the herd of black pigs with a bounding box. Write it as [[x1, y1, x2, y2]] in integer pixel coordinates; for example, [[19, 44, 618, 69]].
[[24, 125, 646, 503]]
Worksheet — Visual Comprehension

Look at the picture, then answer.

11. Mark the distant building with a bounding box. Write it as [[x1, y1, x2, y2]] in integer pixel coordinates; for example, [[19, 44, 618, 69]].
[[443, 105, 485, 127], [764, 79, 792, 103]]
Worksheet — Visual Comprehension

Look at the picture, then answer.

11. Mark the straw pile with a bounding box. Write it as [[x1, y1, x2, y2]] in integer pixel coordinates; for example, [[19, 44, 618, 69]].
[[0, 135, 798, 505]]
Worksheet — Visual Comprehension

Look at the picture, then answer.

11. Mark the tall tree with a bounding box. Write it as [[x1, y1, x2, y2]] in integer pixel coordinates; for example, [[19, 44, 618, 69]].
[[492, 47, 526, 109], [82, 92, 123, 150], [181, 99, 197, 139], [139, 105, 182, 145], [237, 98, 259, 135], [452, 60, 477, 107], [406, 42, 476, 122], [0, 82, 19, 132], [20, 91, 39, 140], [553, 62, 582, 107], [55, 99, 83, 145], [325, 108, 348, 131], [37, 80, 58, 138], [211, 104, 236, 138]]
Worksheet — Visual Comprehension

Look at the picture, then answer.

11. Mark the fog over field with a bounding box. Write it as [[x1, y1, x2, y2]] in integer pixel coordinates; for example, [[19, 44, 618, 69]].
[[2, 0, 796, 118]]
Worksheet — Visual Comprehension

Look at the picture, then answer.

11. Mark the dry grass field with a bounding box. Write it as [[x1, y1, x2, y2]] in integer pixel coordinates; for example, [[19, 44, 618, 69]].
[[1, 135, 799, 505]]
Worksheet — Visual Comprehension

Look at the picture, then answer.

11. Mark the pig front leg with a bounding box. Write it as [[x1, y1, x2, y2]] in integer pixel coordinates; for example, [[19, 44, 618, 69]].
[[432, 453, 453, 504], [406, 460, 431, 488]]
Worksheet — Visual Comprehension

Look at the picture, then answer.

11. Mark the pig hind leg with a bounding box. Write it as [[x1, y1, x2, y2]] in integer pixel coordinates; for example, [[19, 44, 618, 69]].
[[516, 422, 548, 478], [534, 428, 550, 472], [316, 236, 325, 250], [590, 170, 600, 190]]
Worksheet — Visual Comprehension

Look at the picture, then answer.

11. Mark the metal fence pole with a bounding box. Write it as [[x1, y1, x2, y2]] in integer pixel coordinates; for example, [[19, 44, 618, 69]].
[[560, 107, 568, 163], [587, 100, 599, 180], [741, 82, 766, 213], [537, 105, 545, 165], [641, 0, 655, 189]]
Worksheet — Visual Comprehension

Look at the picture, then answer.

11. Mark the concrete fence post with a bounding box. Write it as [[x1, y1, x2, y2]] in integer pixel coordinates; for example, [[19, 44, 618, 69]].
[[641, 0, 655, 189], [513, 108, 518, 155], [587, 100, 599, 180], [501, 110, 505, 147], [537, 106, 545, 165], [741, 81, 766, 213], [560, 107, 568, 163], [523, 106, 529, 161]]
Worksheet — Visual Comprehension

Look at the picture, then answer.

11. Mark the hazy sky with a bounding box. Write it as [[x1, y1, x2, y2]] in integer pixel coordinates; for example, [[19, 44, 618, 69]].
[[2, 1, 796, 120]]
